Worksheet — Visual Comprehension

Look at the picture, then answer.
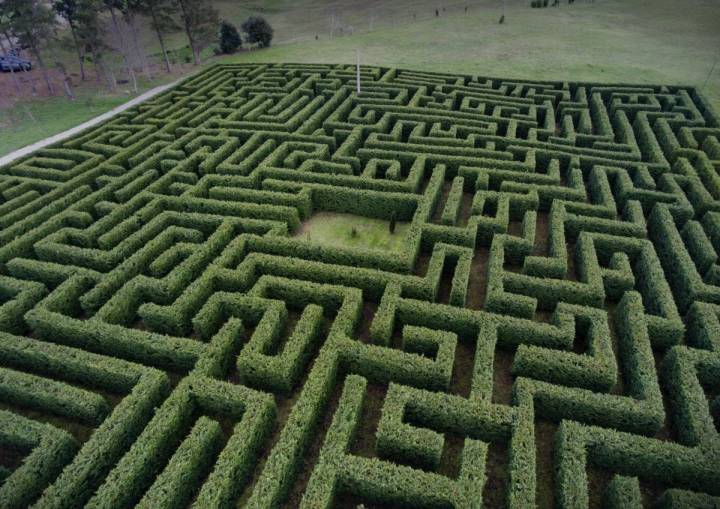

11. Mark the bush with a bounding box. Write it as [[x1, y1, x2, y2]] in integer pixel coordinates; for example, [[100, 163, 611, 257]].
[[219, 21, 242, 54], [241, 16, 274, 48]]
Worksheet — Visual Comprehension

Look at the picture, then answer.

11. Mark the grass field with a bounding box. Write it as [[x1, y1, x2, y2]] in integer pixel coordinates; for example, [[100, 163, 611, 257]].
[[295, 212, 409, 251], [0, 93, 127, 156], [0, 71, 185, 156], [225, 0, 720, 106], [1, 0, 718, 156]]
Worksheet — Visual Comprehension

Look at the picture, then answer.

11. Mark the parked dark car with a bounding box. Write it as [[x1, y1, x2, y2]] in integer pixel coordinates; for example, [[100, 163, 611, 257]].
[[0, 54, 32, 72]]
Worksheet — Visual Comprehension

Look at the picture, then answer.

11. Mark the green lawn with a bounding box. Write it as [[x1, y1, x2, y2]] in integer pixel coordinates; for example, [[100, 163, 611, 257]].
[[226, 0, 720, 111], [1, 0, 718, 156], [0, 71, 183, 155], [295, 212, 409, 251], [0, 93, 126, 156]]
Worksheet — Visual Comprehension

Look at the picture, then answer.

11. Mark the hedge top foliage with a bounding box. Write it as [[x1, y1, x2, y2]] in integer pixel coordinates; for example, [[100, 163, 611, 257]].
[[0, 63, 719, 508]]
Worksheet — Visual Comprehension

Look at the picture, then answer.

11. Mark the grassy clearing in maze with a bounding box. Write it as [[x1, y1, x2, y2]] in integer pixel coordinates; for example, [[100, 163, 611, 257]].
[[0, 62, 719, 508], [293, 212, 410, 252]]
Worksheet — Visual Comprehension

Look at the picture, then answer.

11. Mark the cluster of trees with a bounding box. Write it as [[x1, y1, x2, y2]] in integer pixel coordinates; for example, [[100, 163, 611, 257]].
[[0, 0, 274, 96], [218, 16, 273, 55]]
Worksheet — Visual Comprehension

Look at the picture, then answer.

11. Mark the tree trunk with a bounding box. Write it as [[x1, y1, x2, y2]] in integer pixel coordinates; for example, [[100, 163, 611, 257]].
[[6, 31, 39, 96], [2, 31, 13, 52], [178, 0, 200, 65], [26, 32, 55, 96], [62, 74, 75, 100], [8, 32, 37, 95], [109, 6, 138, 93], [69, 23, 86, 80], [0, 32, 21, 93], [22, 104, 36, 123], [106, 65, 117, 91], [91, 46, 102, 82], [134, 19, 151, 77], [93, 47, 115, 91], [130, 66, 138, 92], [125, 11, 150, 78], [150, 6, 171, 73]]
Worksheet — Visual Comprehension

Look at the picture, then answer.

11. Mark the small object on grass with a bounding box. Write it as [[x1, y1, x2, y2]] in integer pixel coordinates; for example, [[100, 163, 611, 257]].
[[351, 227, 358, 238], [389, 211, 397, 234], [499, 14, 505, 23]]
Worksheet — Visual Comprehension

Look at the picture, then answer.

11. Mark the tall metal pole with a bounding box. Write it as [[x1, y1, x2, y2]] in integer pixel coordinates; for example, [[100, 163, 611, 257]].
[[356, 48, 361, 95]]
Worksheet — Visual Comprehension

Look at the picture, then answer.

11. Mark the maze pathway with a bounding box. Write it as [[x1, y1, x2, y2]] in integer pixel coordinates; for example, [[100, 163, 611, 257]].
[[0, 63, 718, 508]]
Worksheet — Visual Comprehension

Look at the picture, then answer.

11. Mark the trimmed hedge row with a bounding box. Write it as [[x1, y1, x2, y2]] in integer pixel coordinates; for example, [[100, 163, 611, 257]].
[[302, 375, 496, 508], [86, 376, 275, 508], [0, 409, 78, 509], [1, 64, 719, 508]]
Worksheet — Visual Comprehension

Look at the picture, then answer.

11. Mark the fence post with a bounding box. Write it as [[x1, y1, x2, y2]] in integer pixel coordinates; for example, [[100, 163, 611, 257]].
[[356, 48, 361, 95]]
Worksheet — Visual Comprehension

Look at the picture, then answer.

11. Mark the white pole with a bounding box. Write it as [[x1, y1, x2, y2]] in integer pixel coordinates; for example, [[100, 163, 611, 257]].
[[356, 49, 361, 95]]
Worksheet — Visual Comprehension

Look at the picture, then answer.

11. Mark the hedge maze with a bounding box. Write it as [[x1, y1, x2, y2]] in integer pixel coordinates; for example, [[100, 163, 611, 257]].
[[0, 62, 719, 508]]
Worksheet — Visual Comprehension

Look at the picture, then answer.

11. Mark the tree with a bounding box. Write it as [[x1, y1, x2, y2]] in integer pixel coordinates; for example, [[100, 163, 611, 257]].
[[177, 0, 218, 65], [75, 0, 115, 89], [137, 0, 179, 73], [119, 0, 150, 77], [104, 0, 138, 92], [0, 2, 21, 93], [54, 0, 88, 80], [241, 16, 273, 48], [3, 0, 58, 95], [55, 60, 76, 99], [219, 20, 241, 54]]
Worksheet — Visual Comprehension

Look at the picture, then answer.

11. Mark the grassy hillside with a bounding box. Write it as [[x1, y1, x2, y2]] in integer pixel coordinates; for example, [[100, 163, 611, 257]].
[[1, 0, 718, 155], [225, 0, 720, 107]]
